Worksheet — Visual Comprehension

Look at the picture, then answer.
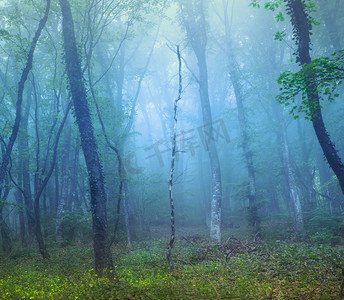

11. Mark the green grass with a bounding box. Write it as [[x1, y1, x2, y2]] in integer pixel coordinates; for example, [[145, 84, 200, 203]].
[[0, 239, 343, 299]]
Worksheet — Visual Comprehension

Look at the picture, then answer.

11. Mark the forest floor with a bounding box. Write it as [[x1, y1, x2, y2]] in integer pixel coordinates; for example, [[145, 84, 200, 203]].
[[0, 231, 343, 299]]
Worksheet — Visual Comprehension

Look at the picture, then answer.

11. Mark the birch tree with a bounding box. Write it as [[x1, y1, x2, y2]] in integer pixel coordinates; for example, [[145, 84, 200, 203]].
[[179, 0, 222, 242]]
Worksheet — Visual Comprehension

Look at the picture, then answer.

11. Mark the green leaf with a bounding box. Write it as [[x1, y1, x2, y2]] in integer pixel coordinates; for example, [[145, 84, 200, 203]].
[[274, 30, 286, 41], [275, 12, 285, 22], [249, 0, 260, 8]]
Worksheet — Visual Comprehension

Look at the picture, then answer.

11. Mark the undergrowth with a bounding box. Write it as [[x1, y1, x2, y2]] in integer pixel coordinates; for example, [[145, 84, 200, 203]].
[[0, 239, 343, 299]]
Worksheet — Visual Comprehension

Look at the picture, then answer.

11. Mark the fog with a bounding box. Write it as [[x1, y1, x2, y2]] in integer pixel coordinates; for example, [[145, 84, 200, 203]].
[[0, 0, 344, 273]]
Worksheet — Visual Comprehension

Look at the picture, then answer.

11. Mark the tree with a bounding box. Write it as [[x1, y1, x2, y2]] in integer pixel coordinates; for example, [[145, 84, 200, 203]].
[[167, 45, 182, 269], [279, 0, 344, 195], [179, 0, 223, 242], [59, 0, 113, 276]]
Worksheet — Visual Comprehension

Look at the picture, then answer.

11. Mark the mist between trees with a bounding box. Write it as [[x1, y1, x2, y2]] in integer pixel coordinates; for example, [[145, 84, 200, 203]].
[[0, 0, 344, 287]]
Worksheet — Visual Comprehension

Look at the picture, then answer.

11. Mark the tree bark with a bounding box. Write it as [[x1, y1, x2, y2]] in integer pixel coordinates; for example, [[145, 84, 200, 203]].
[[59, 0, 113, 276]]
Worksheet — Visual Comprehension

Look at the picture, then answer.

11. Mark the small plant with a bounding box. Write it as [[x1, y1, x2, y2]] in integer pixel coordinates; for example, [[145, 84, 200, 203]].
[[0, 240, 343, 299]]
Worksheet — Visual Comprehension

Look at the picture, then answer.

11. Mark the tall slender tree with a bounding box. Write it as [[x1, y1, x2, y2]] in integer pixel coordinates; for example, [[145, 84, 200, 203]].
[[179, 0, 222, 242], [221, 0, 259, 232], [59, 0, 113, 276], [167, 45, 182, 269]]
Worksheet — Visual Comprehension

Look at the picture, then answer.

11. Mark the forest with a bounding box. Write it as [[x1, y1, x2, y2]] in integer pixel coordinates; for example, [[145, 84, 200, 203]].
[[0, 0, 344, 298]]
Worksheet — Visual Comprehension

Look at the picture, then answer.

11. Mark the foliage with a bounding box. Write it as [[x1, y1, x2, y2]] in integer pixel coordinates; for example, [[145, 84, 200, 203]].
[[277, 50, 344, 119], [0, 240, 343, 299], [303, 208, 344, 245], [60, 209, 92, 245], [273, 30, 286, 41]]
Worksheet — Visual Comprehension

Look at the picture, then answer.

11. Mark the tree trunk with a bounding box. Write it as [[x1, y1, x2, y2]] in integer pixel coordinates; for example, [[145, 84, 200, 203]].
[[59, 0, 113, 276], [0, 206, 12, 255], [180, 0, 222, 242], [0, 161, 12, 255], [19, 89, 35, 243], [56, 118, 71, 244], [33, 194, 50, 259], [15, 169, 26, 247], [0, 139, 12, 255], [222, 0, 258, 231], [230, 70, 258, 229], [167, 45, 182, 269], [198, 54, 222, 243], [295, 119, 316, 210], [69, 137, 80, 208], [277, 106, 304, 232]]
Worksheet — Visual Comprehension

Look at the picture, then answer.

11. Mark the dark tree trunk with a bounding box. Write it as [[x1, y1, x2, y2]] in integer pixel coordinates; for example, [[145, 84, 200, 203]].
[[234, 84, 258, 230], [33, 194, 50, 259], [54, 160, 59, 214], [19, 89, 35, 243], [286, 0, 344, 195], [0, 206, 12, 255], [16, 170, 26, 247], [0, 141, 12, 255], [59, 0, 113, 276]]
